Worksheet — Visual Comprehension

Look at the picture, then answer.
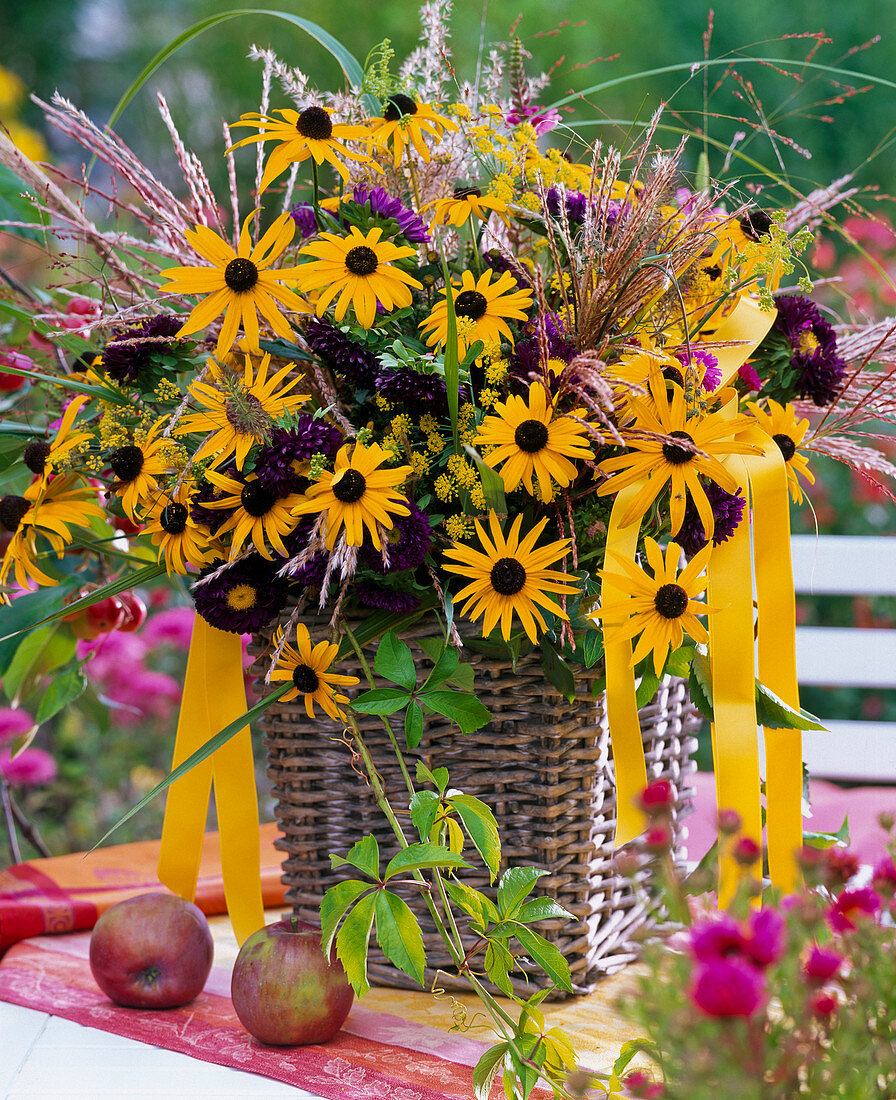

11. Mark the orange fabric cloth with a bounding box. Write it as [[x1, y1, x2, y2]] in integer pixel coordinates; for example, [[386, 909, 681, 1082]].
[[0, 824, 287, 953]]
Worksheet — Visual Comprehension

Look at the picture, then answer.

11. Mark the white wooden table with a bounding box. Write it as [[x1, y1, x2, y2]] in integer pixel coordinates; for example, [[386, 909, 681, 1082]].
[[0, 1002, 323, 1099]]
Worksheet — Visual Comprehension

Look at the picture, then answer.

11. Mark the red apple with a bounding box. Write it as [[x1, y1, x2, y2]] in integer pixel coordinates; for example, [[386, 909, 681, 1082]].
[[231, 917, 354, 1045], [117, 591, 148, 632], [89, 893, 214, 1008]]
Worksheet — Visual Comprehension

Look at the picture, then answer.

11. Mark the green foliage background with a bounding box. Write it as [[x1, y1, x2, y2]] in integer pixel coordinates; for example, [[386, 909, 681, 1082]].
[[3, 0, 896, 196]]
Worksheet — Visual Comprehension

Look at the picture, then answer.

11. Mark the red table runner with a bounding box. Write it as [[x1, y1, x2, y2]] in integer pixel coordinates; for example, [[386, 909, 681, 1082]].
[[0, 929, 516, 1099]]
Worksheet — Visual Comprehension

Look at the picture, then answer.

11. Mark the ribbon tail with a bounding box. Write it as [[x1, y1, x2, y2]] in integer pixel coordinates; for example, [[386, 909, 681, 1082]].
[[158, 617, 214, 900], [745, 428, 802, 893], [603, 482, 649, 845], [708, 455, 763, 906]]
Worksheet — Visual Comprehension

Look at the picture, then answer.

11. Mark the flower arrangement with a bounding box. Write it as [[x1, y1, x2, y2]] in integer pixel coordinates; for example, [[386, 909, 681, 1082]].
[[2, 7, 896, 1096], [609, 786, 896, 1099]]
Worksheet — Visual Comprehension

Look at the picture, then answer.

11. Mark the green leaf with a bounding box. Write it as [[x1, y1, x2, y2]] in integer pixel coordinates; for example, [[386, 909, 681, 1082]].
[[336, 834, 381, 880], [443, 879, 500, 928], [404, 700, 424, 748], [804, 815, 850, 850], [36, 666, 86, 724], [539, 640, 576, 702], [695, 151, 710, 193], [449, 793, 500, 883], [409, 789, 440, 841], [613, 1038, 662, 1080], [421, 645, 459, 689], [664, 642, 695, 679], [756, 680, 827, 731], [21, 564, 167, 634], [484, 939, 516, 998], [105, 9, 374, 136], [636, 668, 661, 709], [352, 686, 410, 715], [336, 891, 376, 997], [498, 867, 549, 919], [0, 588, 74, 675], [688, 646, 715, 721], [580, 629, 604, 669], [87, 682, 291, 850], [472, 1042, 510, 1100], [511, 923, 573, 993], [419, 689, 491, 735], [415, 759, 450, 794], [516, 897, 573, 923], [320, 879, 373, 956], [374, 631, 416, 691], [383, 842, 469, 879], [3, 626, 55, 704], [374, 890, 426, 986], [0, 363, 129, 404], [258, 338, 314, 362], [463, 444, 506, 513], [440, 257, 461, 452]]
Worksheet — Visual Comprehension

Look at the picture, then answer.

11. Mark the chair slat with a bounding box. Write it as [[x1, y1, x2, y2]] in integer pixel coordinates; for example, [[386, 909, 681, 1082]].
[[795, 626, 896, 688], [791, 534, 896, 595], [801, 721, 896, 782]]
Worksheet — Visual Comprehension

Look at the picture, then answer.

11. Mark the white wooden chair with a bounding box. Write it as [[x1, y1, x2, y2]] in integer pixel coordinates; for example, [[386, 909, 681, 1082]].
[[790, 534, 896, 782]]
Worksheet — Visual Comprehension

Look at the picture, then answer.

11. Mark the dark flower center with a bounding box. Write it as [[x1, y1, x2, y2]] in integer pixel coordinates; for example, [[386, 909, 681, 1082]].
[[292, 663, 320, 693], [662, 430, 695, 466], [490, 556, 526, 595], [344, 245, 379, 277], [225, 392, 267, 435], [331, 468, 367, 503], [453, 186, 482, 200], [23, 440, 52, 475], [703, 263, 722, 280], [773, 433, 797, 462], [739, 209, 773, 241], [454, 289, 488, 320], [383, 93, 418, 121], [654, 582, 689, 619], [295, 105, 333, 140], [514, 418, 550, 453], [240, 480, 277, 517], [224, 257, 259, 293], [662, 366, 684, 387], [109, 444, 145, 482], [0, 494, 29, 532], [160, 502, 188, 534]]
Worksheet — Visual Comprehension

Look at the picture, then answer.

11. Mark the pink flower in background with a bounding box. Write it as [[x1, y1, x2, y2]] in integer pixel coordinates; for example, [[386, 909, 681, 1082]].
[[0, 708, 34, 745], [78, 631, 148, 679], [803, 945, 844, 984], [504, 104, 562, 135], [690, 956, 766, 1017], [743, 908, 786, 968], [141, 607, 195, 649], [105, 669, 182, 726], [826, 886, 881, 932], [1, 747, 57, 787]]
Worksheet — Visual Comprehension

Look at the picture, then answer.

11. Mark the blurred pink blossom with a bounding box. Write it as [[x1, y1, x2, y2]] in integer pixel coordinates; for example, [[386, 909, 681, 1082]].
[[105, 669, 182, 726], [141, 607, 195, 649], [0, 708, 35, 745], [1, 747, 57, 787], [78, 631, 148, 679]]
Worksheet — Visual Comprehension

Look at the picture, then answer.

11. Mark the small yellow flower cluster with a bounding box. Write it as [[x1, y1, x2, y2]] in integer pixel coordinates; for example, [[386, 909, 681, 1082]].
[[479, 387, 501, 409], [484, 356, 508, 386], [96, 402, 132, 453], [154, 379, 182, 403], [409, 452, 431, 476], [446, 453, 477, 489], [375, 393, 393, 412], [443, 514, 474, 541], [434, 473, 456, 502], [458, 403, 478, 444], [426, 431, 446, 454], [517, 191, 542, 213], [390, 413, 414, 438]]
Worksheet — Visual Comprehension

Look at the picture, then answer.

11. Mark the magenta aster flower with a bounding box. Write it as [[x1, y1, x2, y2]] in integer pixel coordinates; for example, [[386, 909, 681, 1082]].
[[826, 885, 881, 932], [689, 915, 745, 964], [872, 855, 896, 896], [0, 707, 35, 745], [803, 944, 844, 984], [690, 957, 766, 1018], [1, 746, 57, 787], [674, 347, 722, 392], [743, 908, 786, 968]]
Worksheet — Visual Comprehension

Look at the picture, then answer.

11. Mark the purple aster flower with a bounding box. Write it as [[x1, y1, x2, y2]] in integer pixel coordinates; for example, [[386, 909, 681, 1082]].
[[352, 185, 430, 244], [355, 581, 420, 614], [676, 478, 746, 558], [510, 312, 576, 387], [190, 469, 237, 536], [543, 186, 589, 225], [101, 315, 183, 384], [360, 499, 432, 573], [674, 347, 722, 392], [192, 555, 290, 634], [305, 317, 380, 388], [689, 914, 746, 964], [826, 885, 881, 932], [484, 250, 531, 291], [772, 294, 847, 406], [253, 418, 343, 496], [376, 366, 454, 415], [289, 203, 319, 239]]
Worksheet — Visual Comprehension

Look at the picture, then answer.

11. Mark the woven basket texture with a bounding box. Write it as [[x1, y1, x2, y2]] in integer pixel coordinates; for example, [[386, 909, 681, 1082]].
[[252, 616, 698, 998]]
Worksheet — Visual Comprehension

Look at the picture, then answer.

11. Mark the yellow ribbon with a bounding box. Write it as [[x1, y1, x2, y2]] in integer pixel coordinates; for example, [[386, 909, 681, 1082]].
[[603, 483, 650, 846], [708, 296, 777, 387], [158, 615, 264, 944], [742, 426, 802, 892], [707, 454, 763, 904]]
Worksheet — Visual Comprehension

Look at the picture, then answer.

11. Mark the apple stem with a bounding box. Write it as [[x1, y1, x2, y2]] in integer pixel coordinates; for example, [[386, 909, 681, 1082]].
[[290, 915, 300, 932]]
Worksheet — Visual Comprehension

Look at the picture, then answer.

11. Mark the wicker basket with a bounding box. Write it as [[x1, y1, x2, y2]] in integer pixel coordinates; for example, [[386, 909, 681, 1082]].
[[253, 616, 699, 998]]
